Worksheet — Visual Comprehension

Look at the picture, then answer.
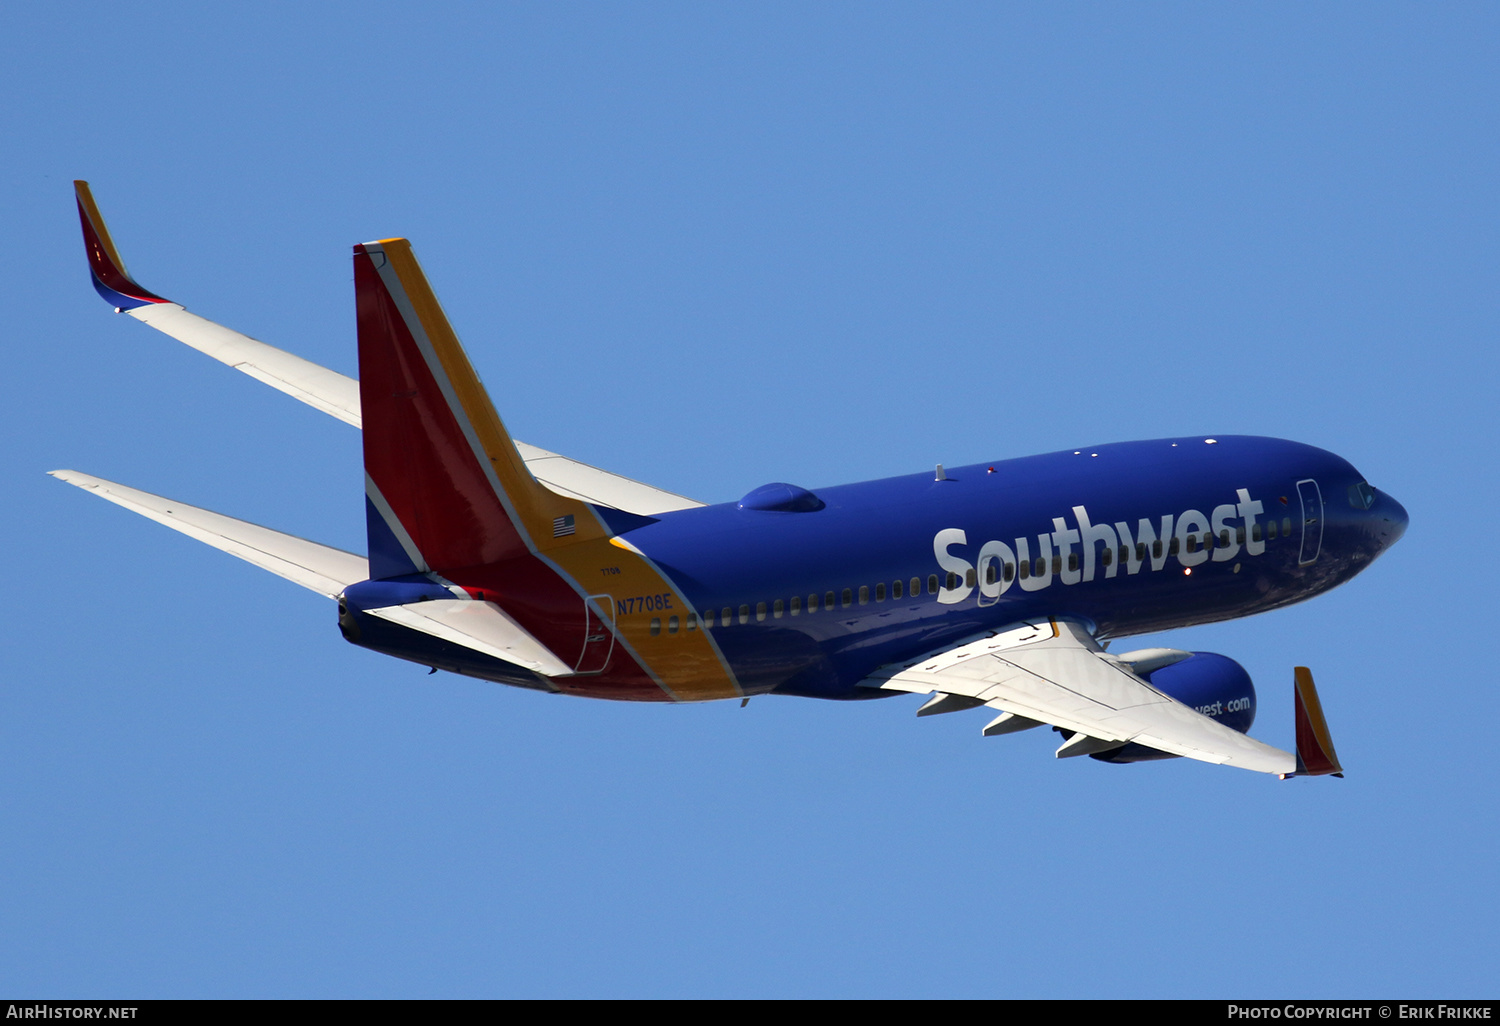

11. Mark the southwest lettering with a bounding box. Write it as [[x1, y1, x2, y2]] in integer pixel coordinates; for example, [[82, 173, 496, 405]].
[[937, 489, 1269, 603], [1074, 505, 1118, 582]]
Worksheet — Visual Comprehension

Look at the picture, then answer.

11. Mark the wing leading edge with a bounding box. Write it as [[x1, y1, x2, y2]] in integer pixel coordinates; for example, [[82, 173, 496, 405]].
[[72, 181, 702, 516], [864, 618, 1300, 776]]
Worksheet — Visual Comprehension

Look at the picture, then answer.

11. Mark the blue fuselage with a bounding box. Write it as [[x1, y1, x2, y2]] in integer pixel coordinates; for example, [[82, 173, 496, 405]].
[[624, 435, 1406, 699], [345, 434, 1406, 700]]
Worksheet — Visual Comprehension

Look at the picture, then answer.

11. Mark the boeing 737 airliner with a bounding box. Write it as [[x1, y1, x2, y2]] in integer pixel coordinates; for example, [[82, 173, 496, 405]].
[[55, 182, 1408, 777]]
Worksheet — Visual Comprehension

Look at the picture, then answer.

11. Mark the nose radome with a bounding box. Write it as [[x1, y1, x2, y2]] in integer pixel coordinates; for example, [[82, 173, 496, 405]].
[[1376, 488, 1408, 548]]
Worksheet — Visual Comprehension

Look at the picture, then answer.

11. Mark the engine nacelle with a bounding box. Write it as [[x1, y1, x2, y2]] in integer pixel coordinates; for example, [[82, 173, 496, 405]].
[[1092, 651, 1257, 764]]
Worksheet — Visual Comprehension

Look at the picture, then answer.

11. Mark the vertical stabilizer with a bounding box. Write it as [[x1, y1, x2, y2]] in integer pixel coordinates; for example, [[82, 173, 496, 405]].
[[354, 239, 604, 578]]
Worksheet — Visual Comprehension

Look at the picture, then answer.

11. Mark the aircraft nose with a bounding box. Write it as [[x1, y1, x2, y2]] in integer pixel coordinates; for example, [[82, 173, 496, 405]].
[[1373, 488, 1408, 549]]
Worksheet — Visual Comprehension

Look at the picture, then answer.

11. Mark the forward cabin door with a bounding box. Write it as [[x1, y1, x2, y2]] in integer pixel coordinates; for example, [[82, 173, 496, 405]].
[[1296, 479, 1324, 565]]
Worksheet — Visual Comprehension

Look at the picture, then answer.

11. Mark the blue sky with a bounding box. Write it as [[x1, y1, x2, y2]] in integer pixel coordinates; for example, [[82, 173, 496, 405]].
[[3, 2, 1496, 997]]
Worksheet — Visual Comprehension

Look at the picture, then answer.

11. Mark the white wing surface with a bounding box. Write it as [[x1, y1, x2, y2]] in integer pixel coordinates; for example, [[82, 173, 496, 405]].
[[123, 304, 702, 515], [130, 302, 363, 425], [75, 181, 701, 516], [49, 470, 366, 598], [361, 599, 572, 678], [864, 618, 1297, 775]]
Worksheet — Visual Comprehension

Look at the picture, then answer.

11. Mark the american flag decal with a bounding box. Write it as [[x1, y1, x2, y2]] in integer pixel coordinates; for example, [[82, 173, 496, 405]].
[[552, 514, 576, 538]]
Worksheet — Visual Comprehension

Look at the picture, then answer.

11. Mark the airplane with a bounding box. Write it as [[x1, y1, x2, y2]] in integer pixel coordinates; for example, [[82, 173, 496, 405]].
[[55, 181, 1409, 778]]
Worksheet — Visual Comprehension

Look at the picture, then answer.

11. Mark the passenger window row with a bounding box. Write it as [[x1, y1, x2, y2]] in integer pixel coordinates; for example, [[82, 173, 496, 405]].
[[647, 517, 1295, 634], [686, 574, 946, 631]]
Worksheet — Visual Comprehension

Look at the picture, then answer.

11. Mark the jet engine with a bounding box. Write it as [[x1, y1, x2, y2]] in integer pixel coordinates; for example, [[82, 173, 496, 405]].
[[1091, 650, 1257, 764]]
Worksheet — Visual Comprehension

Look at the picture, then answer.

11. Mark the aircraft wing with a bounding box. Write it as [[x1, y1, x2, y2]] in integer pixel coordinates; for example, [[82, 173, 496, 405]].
[[863, 618, 1298, 775], [49, 470, 366, 598], [73, 181, 703, 517]]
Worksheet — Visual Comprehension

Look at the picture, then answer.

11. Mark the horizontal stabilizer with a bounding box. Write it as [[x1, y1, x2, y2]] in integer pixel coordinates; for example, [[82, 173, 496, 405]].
[[360, 599, 573, 678], [49, 470, 366, 598]]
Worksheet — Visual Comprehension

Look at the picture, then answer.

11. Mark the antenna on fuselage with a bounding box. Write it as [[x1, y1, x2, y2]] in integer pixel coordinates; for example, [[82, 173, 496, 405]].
[[935, 464, 947, 482]]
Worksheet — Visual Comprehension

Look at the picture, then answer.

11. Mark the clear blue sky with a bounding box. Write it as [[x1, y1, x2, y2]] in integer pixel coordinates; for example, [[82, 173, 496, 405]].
[[3, 2, 1496, 997]]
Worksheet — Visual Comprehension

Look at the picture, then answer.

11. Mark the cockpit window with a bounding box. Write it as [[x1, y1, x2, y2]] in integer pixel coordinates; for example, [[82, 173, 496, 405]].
[[1348, 481, 1376, 510]]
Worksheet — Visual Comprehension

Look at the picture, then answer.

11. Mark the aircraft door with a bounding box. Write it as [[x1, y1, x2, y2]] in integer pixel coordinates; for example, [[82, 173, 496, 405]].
[[574, 594, 617, 675], [1296, 479, 1323, 565]]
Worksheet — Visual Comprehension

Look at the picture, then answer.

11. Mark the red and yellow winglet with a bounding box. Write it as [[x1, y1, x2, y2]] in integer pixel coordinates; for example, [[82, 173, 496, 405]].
[[1289, 666, 1344, 778], [73, 181, 170, 311]]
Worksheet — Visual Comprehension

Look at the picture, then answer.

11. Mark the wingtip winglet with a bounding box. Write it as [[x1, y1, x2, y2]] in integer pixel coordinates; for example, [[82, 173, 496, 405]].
[[1290, 666, 1344, 778], [73, 180, 171, 311]]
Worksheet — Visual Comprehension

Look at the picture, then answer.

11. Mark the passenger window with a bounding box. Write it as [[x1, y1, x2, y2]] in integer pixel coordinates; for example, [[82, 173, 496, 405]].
[[686, 614, 698, 631], [927, 575, 939, 595], [755, 601, 767, 622], [1152, 540, 1163, 559], [1266, 520, 1277, 540], [875, 582, 886, 602], [790, 596, 801, 616], [1067, 553, 1078, 572], [965, 568, 976, 587], [668, 615, 679, 634], [1236, 526, 1245, 544], [1282, 517, 1292, 537], [893, 579, 904, 599], [985, 563, 997, 585], [702, 609, 714, 628], [773, 599, 784, 619], [1018, 559, 1029, 580], [722, 607, 732, 626], [1141, 542, 1151, 561], [1169, 538, 1180, 556], [738, 604, 750, 625], [1051, 556, 1061, 575], [1186, 536, 1197, 554], [649, 617, 661, 636], [1003, 562, 1014, 582], [825, 591, 836, 610], [945, 572, 958, 591], [841, 588, 853, 608], [1101, 548, 1112, 567], [857, 586, 868, 605]]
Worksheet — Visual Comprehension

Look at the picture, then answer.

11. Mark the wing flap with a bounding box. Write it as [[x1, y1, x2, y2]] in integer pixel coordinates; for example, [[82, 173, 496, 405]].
[[49, 470, 366, 598], [866, 618, 1296, 775]]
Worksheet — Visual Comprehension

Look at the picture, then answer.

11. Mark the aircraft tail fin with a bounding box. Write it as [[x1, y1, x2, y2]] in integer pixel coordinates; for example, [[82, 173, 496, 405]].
[[354, 239, 605, 579], [1290, 666, 1345, 778]]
